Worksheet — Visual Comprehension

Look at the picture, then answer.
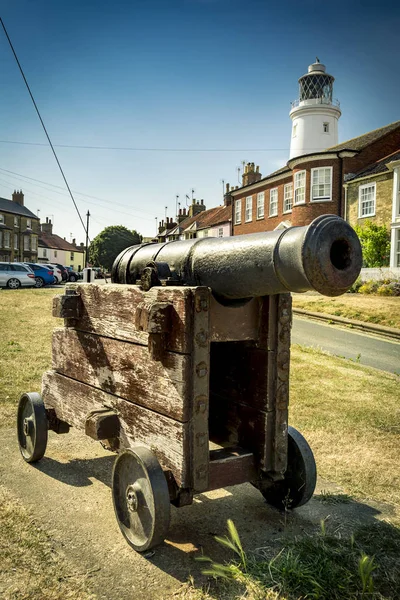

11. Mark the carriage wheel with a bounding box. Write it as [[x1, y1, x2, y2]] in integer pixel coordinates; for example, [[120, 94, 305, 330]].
[[112, 447, 171, 552], [259, 426, 317, 509], [17, 392, 48, 463]]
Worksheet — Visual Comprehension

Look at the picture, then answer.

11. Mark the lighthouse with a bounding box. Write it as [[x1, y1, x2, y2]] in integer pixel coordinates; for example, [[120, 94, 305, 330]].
[[289, 59, 341, 159]]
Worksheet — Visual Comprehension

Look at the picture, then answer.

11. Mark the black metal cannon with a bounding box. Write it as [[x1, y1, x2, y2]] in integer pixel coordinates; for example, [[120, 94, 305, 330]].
[[17, 215, 361, 552], [112, 214, 362, 299]]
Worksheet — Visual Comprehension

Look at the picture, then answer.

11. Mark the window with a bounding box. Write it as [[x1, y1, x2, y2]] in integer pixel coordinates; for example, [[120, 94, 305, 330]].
[[54, 250, 57, 257], [24, 236, 30, 251], [4, 231, 10, 248], [358, 183, 376, 217], [218, 228, 223, 237], [235, 199, 242, 224], [70, 252, 74, 261], [269, 188, 278, 216], [294, 171, 306, 205], [311, 167, 332, 202], [43, 248, 47, 257], [396, 229, 400, 267], [14, 234, 18, 250], [12, 264, 29, 272], [0, 214, 4, 224], [26, 219, 32, 228], [323, 122, 329, 133], [14, 216, 19, 227], [0, 231, 2, 248], [245, 196, 253, 222], [283, 183, 293, 212], [257, 192, 265, 219], [292, 124, 297, 138], [31, 237, 37, 251], [203, 229, 209, 237]]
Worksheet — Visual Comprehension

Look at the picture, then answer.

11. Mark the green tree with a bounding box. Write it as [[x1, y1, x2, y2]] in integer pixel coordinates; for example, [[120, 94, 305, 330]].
[[89, 226, 141, 271], [354, 220, 390, 268]]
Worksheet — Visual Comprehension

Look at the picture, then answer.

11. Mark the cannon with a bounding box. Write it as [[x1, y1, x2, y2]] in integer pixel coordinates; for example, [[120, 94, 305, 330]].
[[17, 215, 361, 552]]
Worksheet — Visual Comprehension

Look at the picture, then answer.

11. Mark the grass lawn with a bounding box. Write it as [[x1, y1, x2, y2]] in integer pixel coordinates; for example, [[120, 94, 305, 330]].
[[292, 293, 400, 329], [0, 289, 399, 599]]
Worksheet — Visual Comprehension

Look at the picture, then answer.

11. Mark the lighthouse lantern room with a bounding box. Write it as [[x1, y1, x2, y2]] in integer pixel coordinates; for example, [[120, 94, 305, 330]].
[[289, 59, 341, 159]]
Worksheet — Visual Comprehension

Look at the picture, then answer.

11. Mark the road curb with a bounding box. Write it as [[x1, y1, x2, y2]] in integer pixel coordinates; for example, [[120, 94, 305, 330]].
[[293, 308, 400, 342]]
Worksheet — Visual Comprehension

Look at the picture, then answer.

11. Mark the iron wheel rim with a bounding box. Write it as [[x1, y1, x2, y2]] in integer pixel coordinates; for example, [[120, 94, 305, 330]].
[[17, 392, 48, 463], [112, 447, 170, 552]]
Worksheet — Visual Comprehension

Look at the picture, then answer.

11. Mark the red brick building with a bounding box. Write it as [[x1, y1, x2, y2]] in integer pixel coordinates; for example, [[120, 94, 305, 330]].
[[229, 121, 400, 235]]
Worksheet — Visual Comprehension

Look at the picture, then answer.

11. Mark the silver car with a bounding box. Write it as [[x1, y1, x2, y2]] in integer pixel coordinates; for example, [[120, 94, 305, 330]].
[[0, 262, 36, 289]]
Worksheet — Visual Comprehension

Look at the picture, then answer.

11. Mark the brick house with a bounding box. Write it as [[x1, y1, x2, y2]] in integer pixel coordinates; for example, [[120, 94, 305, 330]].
[[344, 150, 400, 269], [38, 218, 85, 271], [0, 190, 39, 262], [229, 121, 400, 238], [157, 198, 232, 242]]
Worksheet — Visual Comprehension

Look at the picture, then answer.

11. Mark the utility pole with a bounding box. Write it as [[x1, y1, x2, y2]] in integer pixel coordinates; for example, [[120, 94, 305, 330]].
[[155, 216, 158, 235], [85, 210, 90, 267]]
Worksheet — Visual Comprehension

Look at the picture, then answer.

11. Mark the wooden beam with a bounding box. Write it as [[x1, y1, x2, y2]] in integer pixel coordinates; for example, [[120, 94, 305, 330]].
[[208, 447, 257, 491]]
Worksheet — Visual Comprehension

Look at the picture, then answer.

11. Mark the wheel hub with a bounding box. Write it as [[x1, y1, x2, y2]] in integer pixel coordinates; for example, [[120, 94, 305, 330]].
[[126, 485, 139, 512], [23, 417, 33, 436]]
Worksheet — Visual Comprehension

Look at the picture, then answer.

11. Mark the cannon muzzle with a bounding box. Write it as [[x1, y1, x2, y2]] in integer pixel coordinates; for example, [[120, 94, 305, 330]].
[[112, 215, 362, 300]]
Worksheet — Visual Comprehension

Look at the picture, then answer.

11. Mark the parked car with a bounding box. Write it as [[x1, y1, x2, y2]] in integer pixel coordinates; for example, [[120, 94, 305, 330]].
[[24, 263, 56, 288], [65, 266, 79, 282], [0, 262, 36, 289], [54, 263, 68, 282], [46, 264, 63, 284]]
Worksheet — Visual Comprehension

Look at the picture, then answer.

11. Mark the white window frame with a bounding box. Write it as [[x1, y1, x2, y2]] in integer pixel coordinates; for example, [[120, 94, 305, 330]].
[[256, 192, 265, 219], [70, 252, 74, 261], [14, 216, 19, 227], [310, 167, 333, 202], [0, 214, 4, 224], [43, 248, 47, 257], [23, 235, 30, 251], [395, 228, 400, 268], [218, 227, 223, 237], [26, 218, 32, 228], [4, 231, 11, 249], [14, 234, 18, 250], [245, 196, 253, 222], [358, 182, 376, 218], [294, 171, 306, 205], [31, 236, 37, 251], [235, 199, 242, 224], [269, 188, 278, 217], [283, 183, 293, 213]]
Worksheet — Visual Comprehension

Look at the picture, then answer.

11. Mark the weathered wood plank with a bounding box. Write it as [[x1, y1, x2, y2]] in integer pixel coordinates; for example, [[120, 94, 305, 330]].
[[52, 328, 191, 422], [208, 447, 257, 490], [42, 371, 190, 487], [209, 296, 261, 342], [189, 287, 211, 493], [62, 283, 193, 353]]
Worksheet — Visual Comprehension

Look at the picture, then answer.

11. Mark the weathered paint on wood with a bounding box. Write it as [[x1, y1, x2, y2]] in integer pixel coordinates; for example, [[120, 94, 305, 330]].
[[189, 287, 211, 493], [42, 371, 190, 486], [52, 328, 191, 422], [61, 283, 193, 353], [209, 296, 261, 342]]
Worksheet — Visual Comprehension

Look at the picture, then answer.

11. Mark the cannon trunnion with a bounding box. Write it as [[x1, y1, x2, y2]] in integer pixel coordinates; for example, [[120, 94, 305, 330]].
[[17, 216, 361, 552]]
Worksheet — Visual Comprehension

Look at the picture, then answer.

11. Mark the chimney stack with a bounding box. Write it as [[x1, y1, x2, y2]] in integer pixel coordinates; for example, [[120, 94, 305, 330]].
[[242, 162, 262, 187], [188, 198, 206, 218], [12, 190, 24, 206], [41, 218, 53, 235]]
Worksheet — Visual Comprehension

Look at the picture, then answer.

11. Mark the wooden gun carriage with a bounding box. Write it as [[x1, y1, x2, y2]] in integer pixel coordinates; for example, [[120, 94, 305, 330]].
[[17, 215, 362, 552]]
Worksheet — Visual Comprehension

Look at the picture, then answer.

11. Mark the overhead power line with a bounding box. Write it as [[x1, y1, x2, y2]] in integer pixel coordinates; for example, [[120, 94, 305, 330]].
[[0, 139, 290, 152], [0, 17, 87, 237]]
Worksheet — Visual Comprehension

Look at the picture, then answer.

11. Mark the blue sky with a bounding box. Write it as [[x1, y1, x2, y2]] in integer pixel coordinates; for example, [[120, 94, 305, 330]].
[[0, 0, 399, 242]]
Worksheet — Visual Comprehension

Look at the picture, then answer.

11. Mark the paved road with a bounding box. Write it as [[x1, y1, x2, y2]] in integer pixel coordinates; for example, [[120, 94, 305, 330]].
[[292, 316, 400, 374]]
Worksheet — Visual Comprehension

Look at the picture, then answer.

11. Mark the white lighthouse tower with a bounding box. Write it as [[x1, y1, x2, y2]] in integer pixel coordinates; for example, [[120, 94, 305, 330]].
[[289, 59, 341, 159]]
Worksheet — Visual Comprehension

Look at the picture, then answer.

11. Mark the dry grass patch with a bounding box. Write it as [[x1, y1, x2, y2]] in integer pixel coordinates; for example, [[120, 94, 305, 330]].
[[0, 485, 95, 600], [290, 345, 400, 508], [292, 293, 400, 329], [0, 289, 58, 425]]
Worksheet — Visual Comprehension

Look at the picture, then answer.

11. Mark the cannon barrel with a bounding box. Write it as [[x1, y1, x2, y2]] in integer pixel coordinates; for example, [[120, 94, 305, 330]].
[[112, 215, 362, 300]]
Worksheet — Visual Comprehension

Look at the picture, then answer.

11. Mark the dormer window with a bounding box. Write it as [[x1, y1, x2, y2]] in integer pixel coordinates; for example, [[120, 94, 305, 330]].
[[323, 122, 329, 133]]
